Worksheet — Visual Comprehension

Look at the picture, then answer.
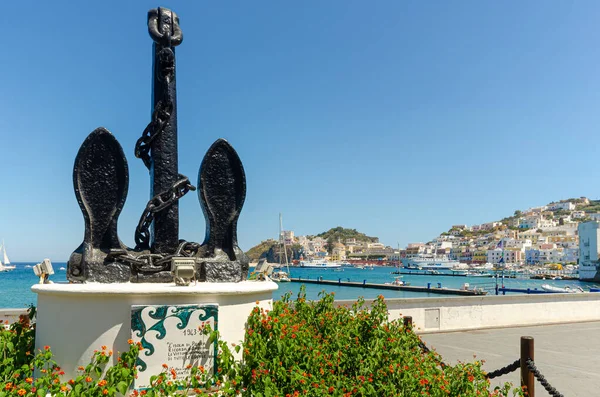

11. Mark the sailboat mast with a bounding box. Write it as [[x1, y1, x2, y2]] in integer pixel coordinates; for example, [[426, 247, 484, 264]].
[[279, 213, 289, 266]]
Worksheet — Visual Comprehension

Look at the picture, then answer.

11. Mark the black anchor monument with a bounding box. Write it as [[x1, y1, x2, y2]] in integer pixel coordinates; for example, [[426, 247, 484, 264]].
[[67, 7, 249, 284]]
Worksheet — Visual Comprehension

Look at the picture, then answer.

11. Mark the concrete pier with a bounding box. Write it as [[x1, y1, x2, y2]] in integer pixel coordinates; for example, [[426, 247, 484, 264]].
[[291, 277, 485, 296]]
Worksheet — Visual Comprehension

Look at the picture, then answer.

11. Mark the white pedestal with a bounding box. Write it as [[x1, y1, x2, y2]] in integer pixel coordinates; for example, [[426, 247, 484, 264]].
[[32, 281, 277, 384]]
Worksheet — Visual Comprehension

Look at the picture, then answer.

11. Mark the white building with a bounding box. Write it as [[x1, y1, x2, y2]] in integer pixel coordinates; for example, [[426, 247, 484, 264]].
[[578, 222, 600, 281], [477, 222, 501, 231], [589, 214, 600, 222], [547, 202, 576, 211], [281, 230, 295, 246], [538, 248, 564, 264], [367, 242, 385, 249], [520, 215, 556, 230], [498, 237, 531, 251], [572, 211, 586, 219]]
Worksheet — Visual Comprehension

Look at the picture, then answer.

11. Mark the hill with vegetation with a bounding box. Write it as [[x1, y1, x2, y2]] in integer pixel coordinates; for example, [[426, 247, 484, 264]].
[[245, 227, 378, 261], [246, 239, 278, 262], [315, 227, 378, 243]]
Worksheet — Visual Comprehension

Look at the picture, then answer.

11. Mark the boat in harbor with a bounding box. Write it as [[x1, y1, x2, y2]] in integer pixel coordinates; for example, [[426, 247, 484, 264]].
[[540, 284, 584, 293], [270, 269, 291, 282], [0, 241, 16, 272], [299, 259, 341, 268], [385, 276, 410, 286], [403, 254, 461, 270]]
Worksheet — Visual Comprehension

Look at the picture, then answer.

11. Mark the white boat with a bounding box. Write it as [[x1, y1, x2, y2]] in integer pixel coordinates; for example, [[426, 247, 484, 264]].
[[540, 284, 584, 293], [299, 259, 341, 268], [270, 270, 291, 282], [385, 276, 409, 286], [59, 267, 66, 271], [403, 254, 461, 270], [467, 271, 490, 277], [0, 241, 16, 272]]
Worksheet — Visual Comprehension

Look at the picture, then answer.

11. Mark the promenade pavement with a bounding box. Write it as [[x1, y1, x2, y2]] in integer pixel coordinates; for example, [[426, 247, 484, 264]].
[[421, 321, 600, 397]]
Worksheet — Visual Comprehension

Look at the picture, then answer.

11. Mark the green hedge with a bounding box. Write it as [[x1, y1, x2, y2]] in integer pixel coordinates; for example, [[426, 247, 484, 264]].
[[1, 290, 522, 396]]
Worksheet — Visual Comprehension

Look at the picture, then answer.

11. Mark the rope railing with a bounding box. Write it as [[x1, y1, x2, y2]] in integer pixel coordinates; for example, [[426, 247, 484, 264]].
[[485, 359, 520, 379], [526, 358, 565, 397], [403, 318, 567, 397], [417, 340, 448, 368]]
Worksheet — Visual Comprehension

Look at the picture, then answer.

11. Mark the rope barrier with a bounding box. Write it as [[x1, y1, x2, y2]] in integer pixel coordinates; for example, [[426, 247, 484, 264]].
[[526, 358, 565, 397], [485, 359, 520, 379]]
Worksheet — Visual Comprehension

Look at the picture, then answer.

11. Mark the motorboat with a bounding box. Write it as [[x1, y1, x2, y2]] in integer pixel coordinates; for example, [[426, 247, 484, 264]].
[[540, 284, 584, 293], [385, 277, 409, 287], [270, 270, 291, 282]]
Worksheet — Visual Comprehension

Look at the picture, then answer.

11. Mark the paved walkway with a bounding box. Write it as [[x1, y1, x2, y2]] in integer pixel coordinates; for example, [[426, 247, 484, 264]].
[[421, 321, 600, 397]]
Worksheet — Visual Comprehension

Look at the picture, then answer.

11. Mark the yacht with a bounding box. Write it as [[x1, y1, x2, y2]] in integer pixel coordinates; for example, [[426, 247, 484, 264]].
[[403, 254, 461, 270], [299, 259, 342, 269]]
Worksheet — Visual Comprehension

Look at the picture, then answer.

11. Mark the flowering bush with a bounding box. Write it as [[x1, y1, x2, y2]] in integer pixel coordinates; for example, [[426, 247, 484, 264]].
[[0, 291, 524, 396], [240, 288, 523, 396]]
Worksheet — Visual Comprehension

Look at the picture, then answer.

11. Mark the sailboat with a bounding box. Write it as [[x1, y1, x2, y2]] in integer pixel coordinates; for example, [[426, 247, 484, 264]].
[[0, 241, 16, 272], [270, 213, 291, 282]]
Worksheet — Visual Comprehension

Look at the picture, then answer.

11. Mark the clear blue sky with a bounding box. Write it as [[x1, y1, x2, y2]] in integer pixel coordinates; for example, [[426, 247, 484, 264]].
[[2, 1, 600, 261]]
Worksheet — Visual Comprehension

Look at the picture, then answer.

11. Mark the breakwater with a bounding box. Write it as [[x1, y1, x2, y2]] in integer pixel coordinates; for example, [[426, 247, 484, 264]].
[[390, 271, 516, 278], [290, 278, 485, 296]]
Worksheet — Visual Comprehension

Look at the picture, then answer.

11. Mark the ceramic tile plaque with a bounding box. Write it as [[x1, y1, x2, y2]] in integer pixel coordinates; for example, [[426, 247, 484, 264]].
[[130, 304, 218, 389]]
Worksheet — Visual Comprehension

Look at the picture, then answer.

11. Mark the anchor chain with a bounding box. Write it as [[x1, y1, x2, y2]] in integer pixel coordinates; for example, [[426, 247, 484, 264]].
[[109, 241, 201, 275], [132, 9, 195, 253], [134, 11, 178, 170], [123, 8, 197, 273], [134, 176, 196, 250]]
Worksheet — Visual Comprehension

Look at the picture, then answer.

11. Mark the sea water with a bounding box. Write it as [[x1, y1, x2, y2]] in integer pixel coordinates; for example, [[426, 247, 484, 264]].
[[1, 263, 599, 309]]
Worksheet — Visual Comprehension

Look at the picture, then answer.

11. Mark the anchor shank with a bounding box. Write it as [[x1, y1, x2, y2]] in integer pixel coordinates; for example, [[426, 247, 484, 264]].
[[150, 9, 179, 254]]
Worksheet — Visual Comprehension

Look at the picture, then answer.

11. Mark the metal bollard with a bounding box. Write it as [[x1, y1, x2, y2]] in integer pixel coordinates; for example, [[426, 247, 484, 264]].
[[363, 279, 366, 286], [520, 336, 534, 397]]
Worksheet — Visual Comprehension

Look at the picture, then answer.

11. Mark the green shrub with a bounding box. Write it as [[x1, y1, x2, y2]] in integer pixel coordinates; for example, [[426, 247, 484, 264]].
[[0, 291, 523, 396], [241, 288, 522, 396]]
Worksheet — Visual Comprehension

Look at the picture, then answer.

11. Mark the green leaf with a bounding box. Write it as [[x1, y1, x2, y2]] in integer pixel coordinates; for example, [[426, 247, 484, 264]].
[[36, 388, 46, 397], [116, 381, 129, 395]]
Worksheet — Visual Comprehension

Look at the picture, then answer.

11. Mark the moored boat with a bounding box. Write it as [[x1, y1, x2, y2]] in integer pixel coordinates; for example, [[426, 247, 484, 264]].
[[540, 284, 584, 293], [299, 260, 341, 268]]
